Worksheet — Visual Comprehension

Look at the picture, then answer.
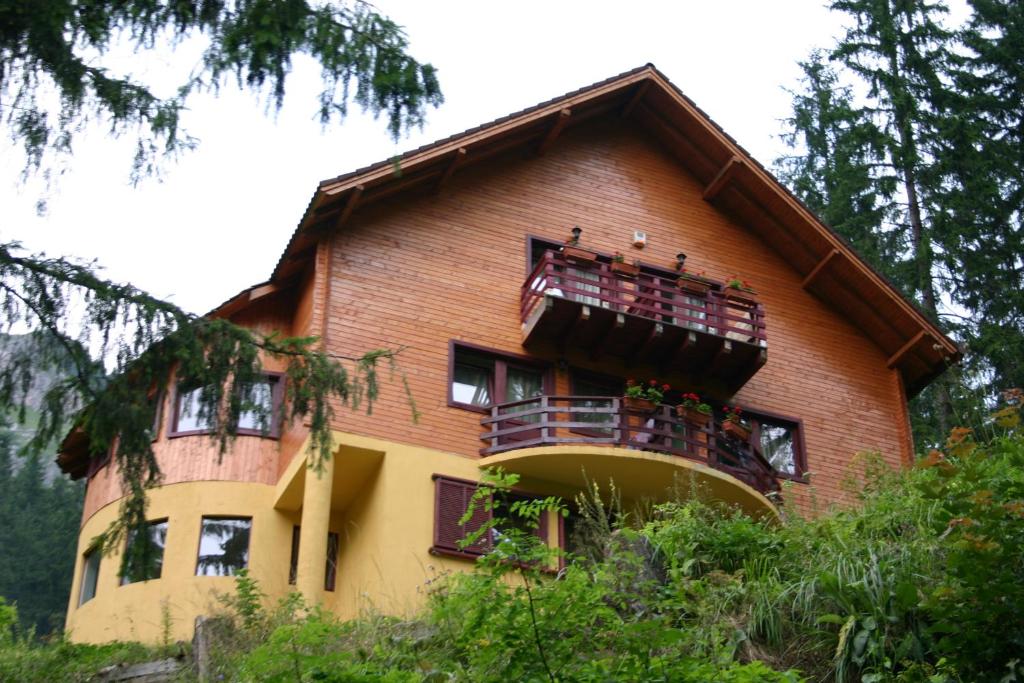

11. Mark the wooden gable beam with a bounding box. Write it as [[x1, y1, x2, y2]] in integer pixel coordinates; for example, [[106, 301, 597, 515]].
[[435, 147, 468, 193], [537, 109, 572, 156], [334, 184, 365, 230], [621, 81, 650, 119], [886, 330, 926, 369], [703, 156, 743, 201], [802, 249, 840, 289]]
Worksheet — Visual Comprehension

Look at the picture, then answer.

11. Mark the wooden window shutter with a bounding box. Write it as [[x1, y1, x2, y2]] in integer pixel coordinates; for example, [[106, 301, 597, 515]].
[[433, 476, 491, 555]]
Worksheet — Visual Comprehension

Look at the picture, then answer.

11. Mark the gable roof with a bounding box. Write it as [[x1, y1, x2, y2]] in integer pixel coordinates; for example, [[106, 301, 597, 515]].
[[240, 63, 960, 397]]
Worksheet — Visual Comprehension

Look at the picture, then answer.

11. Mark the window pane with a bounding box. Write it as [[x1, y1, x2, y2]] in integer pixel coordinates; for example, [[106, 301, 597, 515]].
[[453, 361, 492, 406], [759, 422, 796, 475], [121, 521, 168, 585], [572, 374, 618, 433], [196, 517, 251, 576], [502, 366, 544, 423], [79, 549, 101, 605], [325, 532, 339, 592], [237, 380, 273, 432], [176, 387, 212, 433]]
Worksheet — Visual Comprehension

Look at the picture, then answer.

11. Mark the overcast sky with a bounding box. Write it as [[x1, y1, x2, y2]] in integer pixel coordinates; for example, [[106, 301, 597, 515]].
[[2, 1, 861, 315]]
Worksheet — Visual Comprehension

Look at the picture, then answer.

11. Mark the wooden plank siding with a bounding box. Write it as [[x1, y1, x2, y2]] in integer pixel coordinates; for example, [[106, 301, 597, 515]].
[[312, 118, 909, 514], [83, 116, 911, 520]]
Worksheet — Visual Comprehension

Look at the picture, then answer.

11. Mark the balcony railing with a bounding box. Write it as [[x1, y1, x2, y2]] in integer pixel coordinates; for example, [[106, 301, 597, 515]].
[[521, 251, 767, 390], [480, 395, 780, 496]]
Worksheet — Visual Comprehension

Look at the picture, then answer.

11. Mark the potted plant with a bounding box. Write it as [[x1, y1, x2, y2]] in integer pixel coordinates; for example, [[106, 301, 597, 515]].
[[676, 392, 712, 427], [720, 404, 751, 441], [610, 252, 640, 277], [723, 276, 757, 303], [623, 379, 668, 412], [677, 268, 711, 297], [561, 226, 597, 266]]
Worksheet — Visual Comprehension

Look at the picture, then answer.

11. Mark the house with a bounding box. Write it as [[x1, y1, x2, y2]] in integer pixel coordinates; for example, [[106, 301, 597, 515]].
[[57, 65, 959, 644]]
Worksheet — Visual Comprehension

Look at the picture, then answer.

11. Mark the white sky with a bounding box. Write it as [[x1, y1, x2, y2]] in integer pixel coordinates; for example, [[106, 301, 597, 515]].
[[2, 1, 870, 315]]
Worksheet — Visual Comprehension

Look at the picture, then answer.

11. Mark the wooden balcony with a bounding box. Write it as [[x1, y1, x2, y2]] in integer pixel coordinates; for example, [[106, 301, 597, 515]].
[[480, 395, 780, 497], [521, 251, 767, 392]]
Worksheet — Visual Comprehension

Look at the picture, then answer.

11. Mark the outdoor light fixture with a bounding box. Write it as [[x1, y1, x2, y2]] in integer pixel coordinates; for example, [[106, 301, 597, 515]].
[[676, 252, 687, 270], [571, 226, 582, 241], [633, 230, 647, 248]]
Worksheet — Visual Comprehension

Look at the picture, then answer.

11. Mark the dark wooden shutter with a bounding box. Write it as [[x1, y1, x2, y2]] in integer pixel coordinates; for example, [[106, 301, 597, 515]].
[[433, 476, 491, 555]]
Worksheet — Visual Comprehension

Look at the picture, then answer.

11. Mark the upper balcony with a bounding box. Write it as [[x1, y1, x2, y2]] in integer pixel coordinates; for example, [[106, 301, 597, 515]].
[[480, 395, 780, 498], [521, 250, 767, 393]]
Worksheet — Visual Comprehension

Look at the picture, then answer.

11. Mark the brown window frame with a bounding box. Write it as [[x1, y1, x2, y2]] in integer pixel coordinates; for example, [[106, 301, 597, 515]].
[[568, 368, 623, 438], [288, 525, 341, 591], [430, 474, 550, 561], [743, 408, 807, 482], [169, 372, 284, 439], [447, 341, 553, 414]]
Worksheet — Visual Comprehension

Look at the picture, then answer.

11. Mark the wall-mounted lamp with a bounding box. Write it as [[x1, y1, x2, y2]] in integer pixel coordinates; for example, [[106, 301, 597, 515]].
[[571, 226, 582, 242], [676, 252, 687, 270], [633, 230, 647, 248]]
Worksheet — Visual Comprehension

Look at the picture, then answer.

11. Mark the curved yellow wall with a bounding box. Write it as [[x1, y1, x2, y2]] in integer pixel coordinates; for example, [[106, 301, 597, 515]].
[[66, 481, 297, 644], [65, 431, 776, 644]]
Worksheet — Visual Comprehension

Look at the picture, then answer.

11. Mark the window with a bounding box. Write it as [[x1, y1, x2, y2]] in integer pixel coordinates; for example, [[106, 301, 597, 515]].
[[569, 370, 621, 436], [196, 517, 251, 576], [121, 520, 169, 585], [235, 375, 282, 436], [79, 547, 101, 605], [173, 385, 213, 435], [288, 526, 341, 591], [171, 374, 282, 437], [748, 412, 806, 480], [448, 342, 551, 414], [431, 475, 548, 559]]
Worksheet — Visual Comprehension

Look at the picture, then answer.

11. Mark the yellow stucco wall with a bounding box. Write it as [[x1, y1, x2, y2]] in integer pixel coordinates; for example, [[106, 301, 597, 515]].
[[66, 431, 774, 644]]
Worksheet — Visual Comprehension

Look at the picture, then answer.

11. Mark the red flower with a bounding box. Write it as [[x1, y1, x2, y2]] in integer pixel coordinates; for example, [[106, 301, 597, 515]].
[[649, 379, 658, 386], [661, 384, 671, 392], [626, 378, 636, 386]]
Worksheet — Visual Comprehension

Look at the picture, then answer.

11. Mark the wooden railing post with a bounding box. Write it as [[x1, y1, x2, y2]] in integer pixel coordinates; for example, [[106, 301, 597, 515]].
[[490, 405, 500, 449], [540, 396, 550, 441]]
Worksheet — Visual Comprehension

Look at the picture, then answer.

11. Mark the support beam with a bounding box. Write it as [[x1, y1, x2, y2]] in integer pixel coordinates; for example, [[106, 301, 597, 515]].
[[537, 109, 571, 156], [334, 184, 364, 230], [802, 249, 840, 289], [671, 330, 699, 368], [711, 339, 734, 373], [703, 156, 743, 201], [435, 148, 467, 193], [629, 323, 663, 363], [296, 449, 335, 603], [591, 313, 625, 360], [887, 330, 925, 369], [621, 81, 650, 119]]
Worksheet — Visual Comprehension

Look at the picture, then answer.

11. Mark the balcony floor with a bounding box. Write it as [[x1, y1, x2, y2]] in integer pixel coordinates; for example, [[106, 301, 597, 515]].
[[523, 293, 766, 392]]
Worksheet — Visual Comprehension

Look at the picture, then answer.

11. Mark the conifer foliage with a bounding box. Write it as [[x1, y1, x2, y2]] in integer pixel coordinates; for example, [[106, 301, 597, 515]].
[[777, 0, 1024, 446], [0, 241, 412, 564], [0, 0, 443, 181]]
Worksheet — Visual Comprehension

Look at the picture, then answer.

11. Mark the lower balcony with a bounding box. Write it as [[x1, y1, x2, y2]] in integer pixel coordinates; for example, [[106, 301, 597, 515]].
[[479, 395, 781, 507]]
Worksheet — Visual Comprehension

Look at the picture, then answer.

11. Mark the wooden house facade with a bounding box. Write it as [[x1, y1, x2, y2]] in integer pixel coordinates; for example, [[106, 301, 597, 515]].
[[58, 65, 958, 643]]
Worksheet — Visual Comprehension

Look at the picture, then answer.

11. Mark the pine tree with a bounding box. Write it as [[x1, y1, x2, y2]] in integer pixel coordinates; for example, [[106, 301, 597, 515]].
[[776, 51, 901, 283], [0, 0, 443, 182]]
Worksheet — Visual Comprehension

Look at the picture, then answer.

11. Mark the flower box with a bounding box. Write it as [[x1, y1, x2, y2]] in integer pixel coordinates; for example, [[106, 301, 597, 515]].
[[611, 261, 640, 278], [677, 276, 711, 297], [622, 396, 656, 412], [676, 405, 711, 427], [722, 419, 751, 442], [722, 286, 757, 305], [562, 245, 597, 267]]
